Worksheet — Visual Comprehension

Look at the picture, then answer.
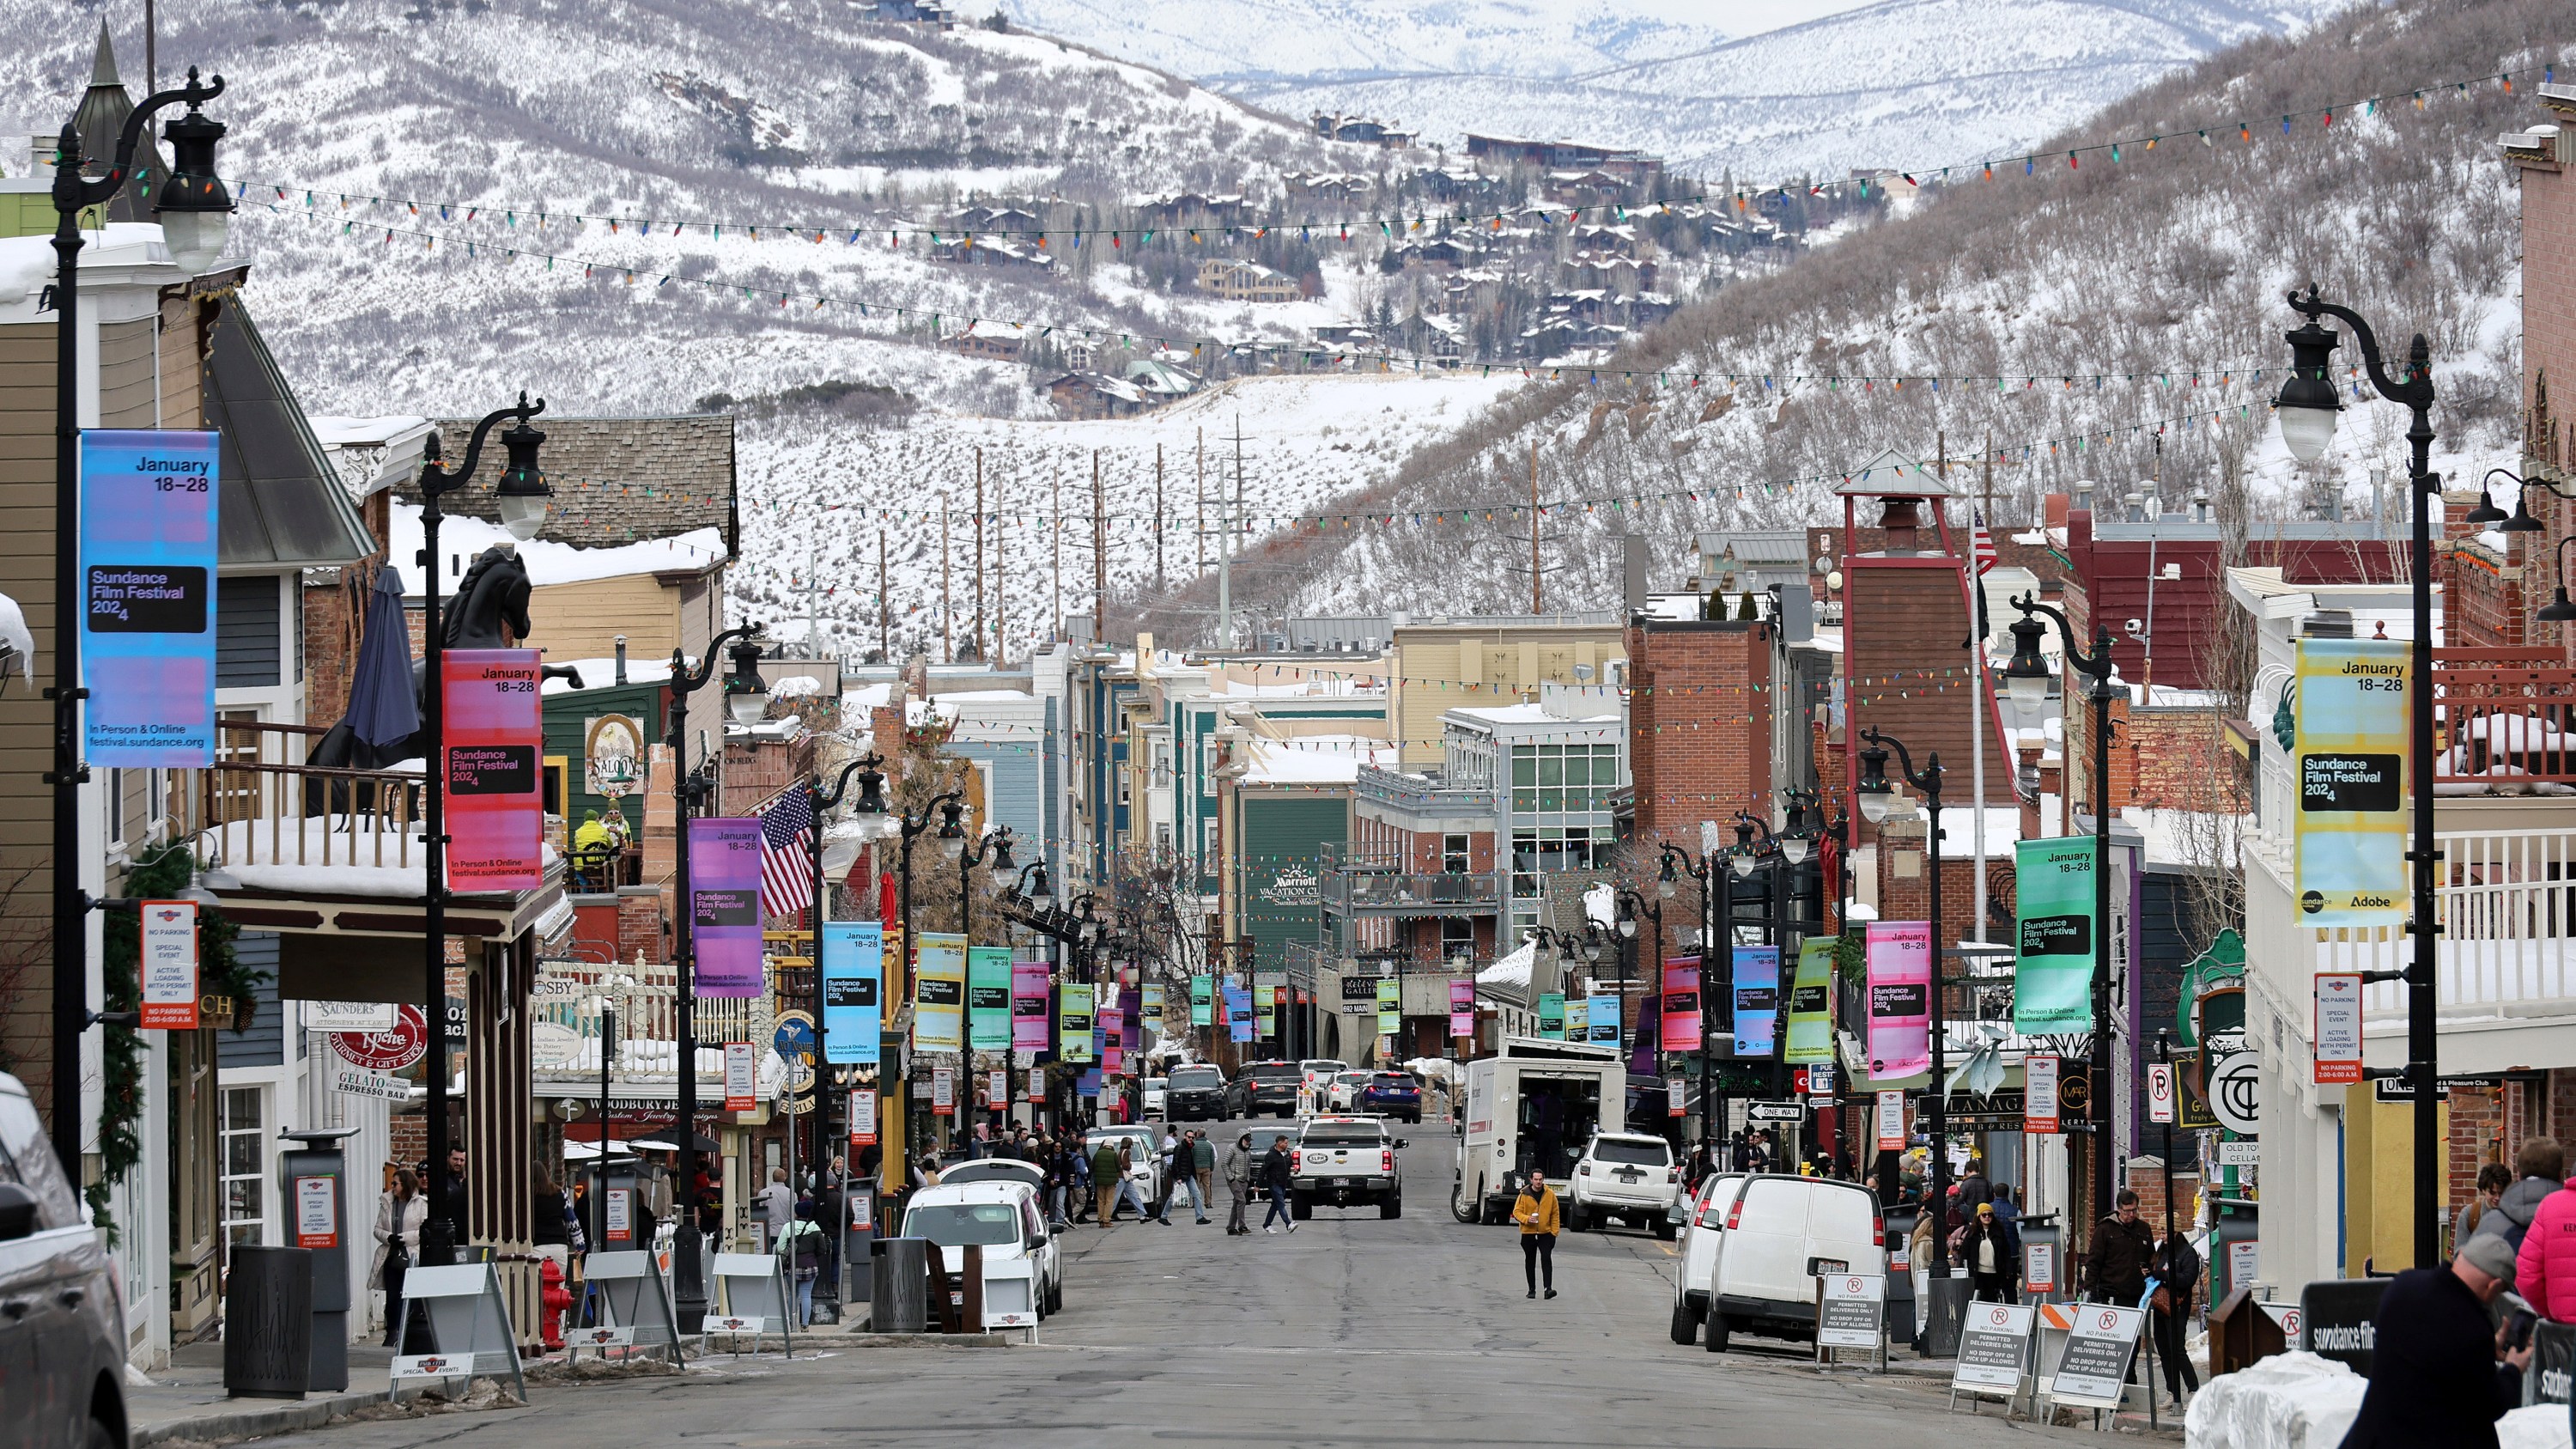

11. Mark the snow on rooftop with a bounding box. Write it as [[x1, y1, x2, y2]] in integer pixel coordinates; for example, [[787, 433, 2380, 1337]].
[[392, 504, 726, 591], [1244, 734, 1394, 784], [541, 655, 676, 694], [309, 415, 433, 448]]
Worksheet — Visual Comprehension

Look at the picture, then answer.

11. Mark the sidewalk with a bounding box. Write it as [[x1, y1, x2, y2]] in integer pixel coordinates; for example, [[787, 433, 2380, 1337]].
[[131, 1342, 400, 1448]]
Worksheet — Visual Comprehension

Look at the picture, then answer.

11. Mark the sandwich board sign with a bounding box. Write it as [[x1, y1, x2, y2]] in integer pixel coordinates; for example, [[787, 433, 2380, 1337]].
[[706, 1251, 793, 1357], [388, 1261, 526, 1403], [579, 1250, 683, 1363], [2048, 1303, 2147, 1410], [1814, 1273, 1886, 1369], [1951, 1300, 2035, 1409]]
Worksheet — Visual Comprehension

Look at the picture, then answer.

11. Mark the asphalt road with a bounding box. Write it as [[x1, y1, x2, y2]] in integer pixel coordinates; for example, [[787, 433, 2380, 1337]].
[[242, 1118, 2117, 1449]]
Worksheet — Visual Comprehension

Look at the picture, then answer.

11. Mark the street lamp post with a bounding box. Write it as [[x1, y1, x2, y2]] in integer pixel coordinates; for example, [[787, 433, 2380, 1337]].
[[2270, 285, 2443, 1268], [2003, 592, 2121, 1234], [412, 396, 550, 1264], [45, 65, 236, 1176], [1857, 729, 1947, 1277], [661, 624, 769, 1326]]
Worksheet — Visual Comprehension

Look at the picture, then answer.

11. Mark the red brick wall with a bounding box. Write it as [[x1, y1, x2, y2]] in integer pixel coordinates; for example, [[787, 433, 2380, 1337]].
[[2450, 1085, 2508, 1214], [1629, 618, 1771, 849], [2126, 707, 2243, 814], [617, 890, 665, 965]]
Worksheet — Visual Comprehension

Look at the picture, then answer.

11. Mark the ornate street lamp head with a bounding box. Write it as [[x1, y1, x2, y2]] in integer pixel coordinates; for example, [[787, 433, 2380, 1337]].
[[2275, 293, 2344, 463], [152, 70, 233, 274]]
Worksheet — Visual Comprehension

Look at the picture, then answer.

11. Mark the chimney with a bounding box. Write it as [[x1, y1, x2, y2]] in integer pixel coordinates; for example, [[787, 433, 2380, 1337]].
[[2124, 490, 2147, 524], [614, 634, 629, 685], [2190, 490, 2211, 525], [2075, 480, 2096, 515], [1880, 495, 1924, 552]]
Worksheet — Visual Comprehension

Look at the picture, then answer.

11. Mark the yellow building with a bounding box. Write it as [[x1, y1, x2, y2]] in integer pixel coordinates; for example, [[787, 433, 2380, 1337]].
[[1388, 617, 1626, 769]]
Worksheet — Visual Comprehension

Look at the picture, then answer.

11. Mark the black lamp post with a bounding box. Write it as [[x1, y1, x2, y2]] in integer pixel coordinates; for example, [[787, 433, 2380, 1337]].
[[2270, 284, 2443, 1269], [1857, 728, 1947, 1276], [2002, 592, 2120, 1235], [411, 395, 550, 1265], [45, 66, 235, 1178], [661, 624, 769, 1326]]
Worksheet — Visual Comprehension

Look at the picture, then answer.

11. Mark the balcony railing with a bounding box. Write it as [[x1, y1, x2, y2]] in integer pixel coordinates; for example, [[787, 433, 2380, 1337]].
[[1320, 870, 1500, 913], [184, 719, 428, 875], [531, 956, 778, 1081], [2304, 821, 2576, 1018], [2436, 648, 2576, 789]]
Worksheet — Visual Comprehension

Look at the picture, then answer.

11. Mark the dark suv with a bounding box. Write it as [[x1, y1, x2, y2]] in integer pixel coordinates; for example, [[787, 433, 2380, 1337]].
[[1, 1071, 127, 1449], [1226, 1060, 1303, 1118], [1165, 1064, 1227, 1121]]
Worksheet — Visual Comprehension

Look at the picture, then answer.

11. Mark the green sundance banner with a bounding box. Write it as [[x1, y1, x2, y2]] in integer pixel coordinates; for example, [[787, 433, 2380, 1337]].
[[2014, 837, 2097, 1033], [1189, 974, 1213, 1026], [1060, 983, 1095, 1063], [1538, 992, 1565, 1039], [1786, 938, 1838, 1064], [967, 946, 1012, 1052], [2294, 636, 2410, 925], [1375, 977, 1402, 1036]]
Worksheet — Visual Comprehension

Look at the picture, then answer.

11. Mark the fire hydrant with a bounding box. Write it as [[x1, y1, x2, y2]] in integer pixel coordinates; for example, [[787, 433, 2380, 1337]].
[[538, 1255, 572, 1351]]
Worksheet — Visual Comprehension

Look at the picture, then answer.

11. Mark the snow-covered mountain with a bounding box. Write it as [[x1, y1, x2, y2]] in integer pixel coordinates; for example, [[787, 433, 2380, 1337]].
[[1005, 0, 2348, 176]]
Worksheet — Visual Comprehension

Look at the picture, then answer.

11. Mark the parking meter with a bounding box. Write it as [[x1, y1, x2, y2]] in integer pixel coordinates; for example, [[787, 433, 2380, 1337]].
[[276, 1128, 361, 1391]]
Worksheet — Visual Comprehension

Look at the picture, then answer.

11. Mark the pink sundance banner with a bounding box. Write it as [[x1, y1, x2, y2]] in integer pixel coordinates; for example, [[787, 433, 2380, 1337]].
[[689, 818, 765, 998], [1102, 1007, 1127, 1075], [1012, 962, 1052, 1050], [1449, 980, 1475, 1038], [1660, 956, 1703, 1054], [1865, 921, 1932, 1081], [441, 648, 543, 889]]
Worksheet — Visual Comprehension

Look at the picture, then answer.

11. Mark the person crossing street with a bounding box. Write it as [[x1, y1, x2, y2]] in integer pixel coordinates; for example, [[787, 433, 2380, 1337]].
[[1223, 1131, 1253, 1234], [1261, 1132, 1297, 1233], [1513, 1171, 1560, 1300]]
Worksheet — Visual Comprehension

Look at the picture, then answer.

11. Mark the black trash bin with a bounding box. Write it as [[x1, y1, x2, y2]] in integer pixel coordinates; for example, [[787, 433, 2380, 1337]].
[[871, 1238, 929, 1334], [223, 1245, 315, 1399]]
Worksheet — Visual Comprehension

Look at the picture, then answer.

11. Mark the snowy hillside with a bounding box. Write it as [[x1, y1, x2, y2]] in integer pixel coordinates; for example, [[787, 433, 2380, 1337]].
[[1137, 0, 2560, 631], [732, 370, 1526, 660], [1008, 0, 2345, 175]]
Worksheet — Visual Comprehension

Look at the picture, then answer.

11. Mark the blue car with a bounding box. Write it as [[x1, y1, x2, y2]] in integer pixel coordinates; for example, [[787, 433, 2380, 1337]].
[[1358, 1071, 1423, 1123]]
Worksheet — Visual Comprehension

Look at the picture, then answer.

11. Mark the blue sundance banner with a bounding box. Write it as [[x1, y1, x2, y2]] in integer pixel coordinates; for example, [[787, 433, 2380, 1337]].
[[82, 429, 218, 765]]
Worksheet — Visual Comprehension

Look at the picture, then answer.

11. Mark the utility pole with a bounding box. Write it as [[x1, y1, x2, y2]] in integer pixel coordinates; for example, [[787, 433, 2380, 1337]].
[[877, 528, 890, 662], [800, 536, 822, 657], [941, 491, 952, 663], [1219, 416, 1246, 650], [1155, 443, 1166, 594], [1052, 463, 1063, 642], [1529, 441, 1542, 614], [1196, 427, 1206, 575], [973, 447, 986, 661], [1092, 448, 1107, 639], [994, 459, 1007, 667]]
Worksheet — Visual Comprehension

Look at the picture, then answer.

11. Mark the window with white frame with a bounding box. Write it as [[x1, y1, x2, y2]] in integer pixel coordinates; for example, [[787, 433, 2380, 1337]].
[[220, 1086, 268, 1245]]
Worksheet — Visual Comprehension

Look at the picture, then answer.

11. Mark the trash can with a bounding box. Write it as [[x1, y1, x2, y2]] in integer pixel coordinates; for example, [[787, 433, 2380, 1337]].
[[222, 1245, 315, 1399], [871, 1237, 929, 1334], [1919, 1275, 1971, 1359]]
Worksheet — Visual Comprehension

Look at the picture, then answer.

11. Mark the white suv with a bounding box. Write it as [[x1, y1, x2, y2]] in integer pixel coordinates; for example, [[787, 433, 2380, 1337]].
[[1565, 1131, 1680, 1236]]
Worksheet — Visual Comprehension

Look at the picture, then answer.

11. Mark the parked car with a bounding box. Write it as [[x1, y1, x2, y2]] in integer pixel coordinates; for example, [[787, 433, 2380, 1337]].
[[1298, 1058, 1347, 1101], [1083, 1126, 1163, 1205], [1564, 1131, 1680, 1236], [1696, 1174, 1885, 1352], [1358, 1070, 1423, 1123], [1141, 1077, 1169, 1118], [1324, 1070, 1372, 1112], [0, 1070, 127, 1449], [900, 1179, 1062, 1320], [1164, 1064, 1227, 1122], [1226, 1060, 1303, 1118], [1290, 1115, 1406, 1218], [1668, 1172, 1746, 1344], [940, 1159, 1046, 1191]]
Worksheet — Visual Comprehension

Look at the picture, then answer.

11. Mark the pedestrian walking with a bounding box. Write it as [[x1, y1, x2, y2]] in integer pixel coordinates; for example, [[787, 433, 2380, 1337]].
[[1260, 1134, 1296, 1233], [2084, 1188, 2154, 1304], [1166, 1130, 1209, 1224], [1194, 1130, 1217, 1219], [1151, 1129, 1182, 1224], [2458, 1164, 2512, 1248], [2510, 1160, 2576, 1322], [2475, 1137, 2565, 1290], [1961, 1202, 2014, 1303], [371, 1168, 427, 1348], [778, 1215, 823, 1325], [1513, 1171, 1560, 1299], [759, 1166, 793, 1251], [1090, 1136, 1122, 1225], [1070, 1137, 1097, 1223], [2336, 1231, 2530, 1449], [1115, 1141, 1154, 1224], [1907, 1201, 1941, 1314], [2149, 1223, 2202, 1409], [1223, 1132, 1253, 1234]]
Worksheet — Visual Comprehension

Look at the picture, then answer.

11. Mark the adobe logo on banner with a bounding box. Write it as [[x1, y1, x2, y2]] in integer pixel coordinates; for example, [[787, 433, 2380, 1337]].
[[441, 649, 544, 889]]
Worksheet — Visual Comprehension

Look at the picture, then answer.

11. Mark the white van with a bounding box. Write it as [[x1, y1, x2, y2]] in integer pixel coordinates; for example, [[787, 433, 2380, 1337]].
[[1698, 1174, 1885, 1352], [1449, 1037, 1625, 1225], [1667, 1172, 1745, 1343], [900, 1179, 1063, 1322]]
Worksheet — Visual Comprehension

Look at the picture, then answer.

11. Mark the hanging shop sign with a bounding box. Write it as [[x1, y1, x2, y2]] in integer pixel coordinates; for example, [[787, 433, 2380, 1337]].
[[968, 946, 1013, 1052], [1865, 921, 1931, 1080], [1785, 939, 1835, 1064], [2292, 637, 2410, 925], [80, 429, 218, 766], [2313, 971, 2364, 1084], [1012, 960, 1052, 1050], [820, 922, 883, 1066], [689, 818, 765, 997], [2207, 1050, 2261, 1135], [331, 1005, 427, 1072], [441, 648, 544, 889], [1731, 946, 1780, 1058], [139, 900, 199, 1030], [2013, 837, 2097, 1033], [911, 931, 966, 1052], [1060, 983, 1094, 1062]]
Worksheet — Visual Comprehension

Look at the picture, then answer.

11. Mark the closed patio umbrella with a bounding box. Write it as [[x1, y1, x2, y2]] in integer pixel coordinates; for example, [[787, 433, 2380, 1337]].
[[341, 564, 419, 769]]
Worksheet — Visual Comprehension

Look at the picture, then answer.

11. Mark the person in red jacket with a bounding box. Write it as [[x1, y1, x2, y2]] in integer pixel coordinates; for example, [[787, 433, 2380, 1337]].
[[2513, 1168, 2576, 1322]]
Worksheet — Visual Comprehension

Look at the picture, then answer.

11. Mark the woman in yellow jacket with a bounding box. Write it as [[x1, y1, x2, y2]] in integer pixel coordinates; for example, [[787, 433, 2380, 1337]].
[[1513, 1171, 1561, 1300]]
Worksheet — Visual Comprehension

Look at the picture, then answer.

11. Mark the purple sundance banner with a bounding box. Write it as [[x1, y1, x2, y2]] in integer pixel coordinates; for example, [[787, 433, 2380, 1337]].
[[690, 818, 764, 998]]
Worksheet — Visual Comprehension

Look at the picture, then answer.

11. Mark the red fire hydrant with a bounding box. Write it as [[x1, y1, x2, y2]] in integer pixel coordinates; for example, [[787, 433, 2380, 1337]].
[[538, 1256, 571, 1351]]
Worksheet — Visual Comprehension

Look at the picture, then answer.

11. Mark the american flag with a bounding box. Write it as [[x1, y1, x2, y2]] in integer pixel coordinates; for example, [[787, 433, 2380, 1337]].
[[757, 788, 816, 921], [1969, 508, 1998, 576]]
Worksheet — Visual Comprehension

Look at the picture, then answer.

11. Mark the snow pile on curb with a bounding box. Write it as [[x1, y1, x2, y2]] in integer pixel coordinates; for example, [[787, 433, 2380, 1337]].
[[2185, 1352, 2571, 1449]]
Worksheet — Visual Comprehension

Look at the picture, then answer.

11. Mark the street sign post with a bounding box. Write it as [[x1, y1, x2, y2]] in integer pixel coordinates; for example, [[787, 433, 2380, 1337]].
[[1874, 1090, 1905, 1152], [1747, 1099, 1807, 1123], [722, 1043, 756, 1114], [2147, 1062, 2177, 1124], [2024, 1056, 2059, 1135], [2314, 972, 2363, 1084]]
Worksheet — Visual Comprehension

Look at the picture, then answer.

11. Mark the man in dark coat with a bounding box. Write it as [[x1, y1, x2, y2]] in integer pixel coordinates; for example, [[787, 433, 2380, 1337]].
[[2084, 1189, 2156, 1304], [2337, 1231, 2530, 1449]]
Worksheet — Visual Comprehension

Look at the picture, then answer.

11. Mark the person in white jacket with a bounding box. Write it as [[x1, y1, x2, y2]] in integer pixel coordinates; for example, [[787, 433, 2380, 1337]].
[[371, 1169, 428, 1348]]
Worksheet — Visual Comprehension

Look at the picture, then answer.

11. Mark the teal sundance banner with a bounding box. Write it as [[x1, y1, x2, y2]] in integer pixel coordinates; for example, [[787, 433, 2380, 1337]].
[[2014, 836, 2097, 1033]]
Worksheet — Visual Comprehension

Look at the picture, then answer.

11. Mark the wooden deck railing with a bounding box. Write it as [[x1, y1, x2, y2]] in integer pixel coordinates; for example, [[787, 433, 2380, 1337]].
[[2436, 648, 2576, 788], [181, 719, 427, 872]]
